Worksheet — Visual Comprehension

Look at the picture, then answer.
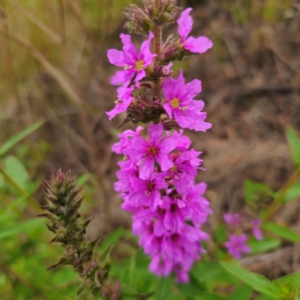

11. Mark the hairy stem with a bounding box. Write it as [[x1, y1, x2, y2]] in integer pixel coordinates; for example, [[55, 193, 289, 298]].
[[152, 0, 162, 100]]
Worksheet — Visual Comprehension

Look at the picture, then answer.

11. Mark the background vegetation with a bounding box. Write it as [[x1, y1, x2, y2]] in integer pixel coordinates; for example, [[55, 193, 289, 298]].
[[0, 0, 300, 299]]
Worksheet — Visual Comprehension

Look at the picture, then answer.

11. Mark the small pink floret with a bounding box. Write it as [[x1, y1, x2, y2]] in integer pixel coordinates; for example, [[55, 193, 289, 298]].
[[177, 8, 213, 54]]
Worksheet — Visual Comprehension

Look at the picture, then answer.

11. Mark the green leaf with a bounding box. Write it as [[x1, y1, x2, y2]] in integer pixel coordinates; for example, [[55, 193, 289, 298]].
[[139, 291, 155, 300], [74, 283, 86, 300], [4, 155, 31, 192], [0, 212, 17, 224], [283, 183, 300, 203], [195, 292, 227, 300], [248, 237, 281, 254], [0, 218, 43, 239], [255, 295, 273, 300], [295, 289, 300, 300], [274, 272, 300, 295], [244, 180, 274, 204], [286, 126, 300, 167], [123, 255, 136, 286], [0, 173, 4, 188], [192, 261, 239, 288], [133, 250, 156, 294], [5, 195, 28, 212], [220, 262, 280, 299], [156, 276, 174, 300], [77, 173, 90, 188], [228, 285, 253, 300], [120, 282, 140, 299], [176, 273, 207, 299], [0, 120, 44, 157], [215, 223, 227, 243], [262, 222, 300, 242]]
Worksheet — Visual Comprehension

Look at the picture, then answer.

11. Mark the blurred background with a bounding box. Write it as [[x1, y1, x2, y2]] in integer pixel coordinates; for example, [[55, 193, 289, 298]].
[[0, 0, 300, 298]]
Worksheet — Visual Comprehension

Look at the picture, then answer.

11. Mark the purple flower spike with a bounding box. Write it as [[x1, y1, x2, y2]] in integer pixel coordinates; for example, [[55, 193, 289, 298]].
[[177, 8, 213, 54], [108, 3, 213, 283], [107, 32, 156, 87], [225, 234, 250, 259], [162, 70, 212, 132]]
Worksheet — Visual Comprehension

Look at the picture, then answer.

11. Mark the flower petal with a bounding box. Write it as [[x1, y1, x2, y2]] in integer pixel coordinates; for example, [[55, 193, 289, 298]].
[[156, 153, 173, 171], [148, 123, 163, 145], [120, 34, 138, 63], [107, 49, 125, 67], [177, 8, 193, 42], [140, 31, 156, 66], [162, 77, 177, 100], [110, 70, 133, 87], [163, 103, 173, 119], [185, 79, 202, 99], [184, 36, 213, 54], [135, 70, 146, 87], [139, 157, 154, 180]]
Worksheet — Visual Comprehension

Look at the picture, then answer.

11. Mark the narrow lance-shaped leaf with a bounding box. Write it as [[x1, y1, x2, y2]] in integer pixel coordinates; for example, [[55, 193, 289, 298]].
[[47, 257, 68, 271], [0, 120, 44, 157], [221, 262, 281, 299], [286, 126, 300, 168], [156, 276, 174, 300], [228, 285, 253, 300], [244, 179, 274, 204], [5, 155, 31, 192], [123, 255, 136, 286], [248, 237, 281, 254], [262, 222, 300, 243], [283, 183, 300, 203]]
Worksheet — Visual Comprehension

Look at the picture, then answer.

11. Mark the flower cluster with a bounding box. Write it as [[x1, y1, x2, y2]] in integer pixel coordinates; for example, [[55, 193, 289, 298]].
[[107, 1, 213, 282], [107, 6, 212, 126], [112, 123, 211, 282], [223, 212, 263, 259]]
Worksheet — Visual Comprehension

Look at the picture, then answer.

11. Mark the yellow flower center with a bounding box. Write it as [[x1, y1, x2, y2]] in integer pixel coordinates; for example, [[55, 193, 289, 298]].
[[171, 98, 180, 108], [135, 60, 144, 70], [171, 165, 177, 172]]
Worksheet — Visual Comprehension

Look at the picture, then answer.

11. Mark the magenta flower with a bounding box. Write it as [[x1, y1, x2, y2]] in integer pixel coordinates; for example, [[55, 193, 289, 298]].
[[159, 197, 187, 233], [107, 32, 156, 87], [131, 123, 177, 180], [177, 8, 213, 54], [149, 254, 173, 277], [225, 234, 250, 259], [182, 183, 211, 226], [162, 70, 212, 132], [252, 219, 263, 240], [112, 126, 143, 155], [224, 213, 243, 228], [106, 86, 134, 120], [167, 148, 203, 193], [129, 172, 167, 209]]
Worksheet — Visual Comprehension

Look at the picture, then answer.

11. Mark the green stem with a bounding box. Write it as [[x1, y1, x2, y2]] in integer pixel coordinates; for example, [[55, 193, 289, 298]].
[[262, 168, 300, 222]]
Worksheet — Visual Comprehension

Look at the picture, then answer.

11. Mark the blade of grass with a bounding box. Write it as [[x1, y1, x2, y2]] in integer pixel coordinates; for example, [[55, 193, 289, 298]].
[[0, 165, 40, 211], [0, 120, 44, 157], [0, 25, 82, 106]]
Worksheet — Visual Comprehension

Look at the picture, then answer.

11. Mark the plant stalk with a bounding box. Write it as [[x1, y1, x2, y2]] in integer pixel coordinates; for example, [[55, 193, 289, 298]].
[[262, 168, 300, 221]]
